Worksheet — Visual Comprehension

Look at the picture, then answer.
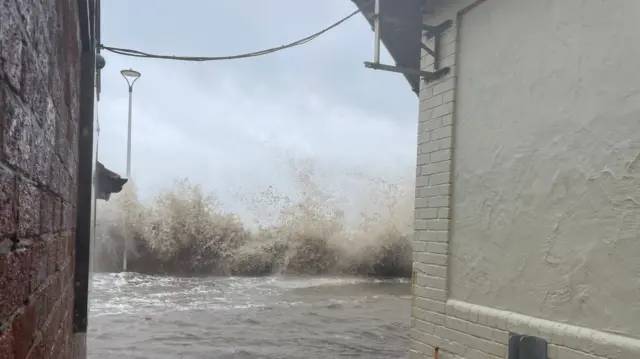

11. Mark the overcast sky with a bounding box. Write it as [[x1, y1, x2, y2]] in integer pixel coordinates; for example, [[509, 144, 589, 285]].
[[97, 0, 417, 211]]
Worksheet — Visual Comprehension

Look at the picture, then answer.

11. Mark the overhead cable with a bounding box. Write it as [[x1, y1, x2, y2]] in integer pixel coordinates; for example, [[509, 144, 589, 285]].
[[99, 6, 364, 62]]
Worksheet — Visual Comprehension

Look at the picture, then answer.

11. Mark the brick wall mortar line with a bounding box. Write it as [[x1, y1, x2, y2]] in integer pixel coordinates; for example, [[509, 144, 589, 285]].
[[1, 0, 79, 357]]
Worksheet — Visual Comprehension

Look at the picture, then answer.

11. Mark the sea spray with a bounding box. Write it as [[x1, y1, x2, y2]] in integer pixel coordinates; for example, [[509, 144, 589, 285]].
[[94, 164, 414, 277]]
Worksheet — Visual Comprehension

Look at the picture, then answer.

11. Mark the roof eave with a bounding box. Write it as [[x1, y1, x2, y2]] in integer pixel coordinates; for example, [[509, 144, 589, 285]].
[[351, 0, 425, 95]]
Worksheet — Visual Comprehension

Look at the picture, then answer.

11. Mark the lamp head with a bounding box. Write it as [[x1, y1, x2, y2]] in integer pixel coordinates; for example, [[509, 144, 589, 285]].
[[121, 69, 141, 79]]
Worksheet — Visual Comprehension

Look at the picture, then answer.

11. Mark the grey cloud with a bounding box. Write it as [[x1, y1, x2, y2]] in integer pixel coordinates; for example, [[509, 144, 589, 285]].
[[98, 0, 417, 204]]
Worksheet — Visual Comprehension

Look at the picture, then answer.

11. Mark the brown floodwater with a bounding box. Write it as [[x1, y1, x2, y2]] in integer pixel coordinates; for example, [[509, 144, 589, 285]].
[[88, 273, 411, 359]]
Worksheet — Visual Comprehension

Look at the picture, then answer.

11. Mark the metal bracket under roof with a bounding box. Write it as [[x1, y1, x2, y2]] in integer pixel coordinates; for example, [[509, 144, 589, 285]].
[[364, 62, 449, 82], [364, 0, 452, 86], [422, 19, 452, 71], [423, 20, 452, 40]]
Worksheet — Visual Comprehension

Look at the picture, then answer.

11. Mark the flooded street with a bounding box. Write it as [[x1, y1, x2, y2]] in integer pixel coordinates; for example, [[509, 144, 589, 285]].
[[88, 274, 411, 358]]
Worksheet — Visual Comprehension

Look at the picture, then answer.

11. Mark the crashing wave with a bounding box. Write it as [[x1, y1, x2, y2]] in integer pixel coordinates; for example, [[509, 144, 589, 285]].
[[94, 167, 414, 278]]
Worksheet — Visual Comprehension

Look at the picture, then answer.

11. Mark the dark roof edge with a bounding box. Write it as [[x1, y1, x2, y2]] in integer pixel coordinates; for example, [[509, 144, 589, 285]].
[[351, 0, 425, 95]]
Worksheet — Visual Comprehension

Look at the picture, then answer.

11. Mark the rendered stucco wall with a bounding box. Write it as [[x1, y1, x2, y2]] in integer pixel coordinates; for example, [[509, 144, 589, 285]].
[[411, 0, 640, 358], [451, 0, 640, 337]]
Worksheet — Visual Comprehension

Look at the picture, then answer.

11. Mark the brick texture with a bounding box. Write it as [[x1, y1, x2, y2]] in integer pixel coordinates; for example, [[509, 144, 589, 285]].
[[411, 6, 458, 355], [0, 0, 81, 358], [410, 1, 640, 359]]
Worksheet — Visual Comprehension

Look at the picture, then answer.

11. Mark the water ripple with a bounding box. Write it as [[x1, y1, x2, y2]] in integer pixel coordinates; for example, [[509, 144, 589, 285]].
[[89, 273, 411, 359]]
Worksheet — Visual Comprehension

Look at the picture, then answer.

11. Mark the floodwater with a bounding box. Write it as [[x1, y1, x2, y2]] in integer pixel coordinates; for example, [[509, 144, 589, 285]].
[[88, 273, 411, 359]]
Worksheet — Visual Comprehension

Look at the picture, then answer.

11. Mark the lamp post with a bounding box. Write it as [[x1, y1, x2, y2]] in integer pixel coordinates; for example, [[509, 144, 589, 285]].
[[120, 68, 141, 272], [121, 69, 141, 178]]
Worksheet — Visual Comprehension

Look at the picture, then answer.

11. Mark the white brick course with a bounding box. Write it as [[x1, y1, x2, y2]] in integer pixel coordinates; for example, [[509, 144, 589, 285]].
[[415, 273, 447, 290], [420, 160, 451, 175], [428, 172, 452, 186], [437, 207, 451, 218], [414, 262, 447, 277], [430, 149, 452, 163]]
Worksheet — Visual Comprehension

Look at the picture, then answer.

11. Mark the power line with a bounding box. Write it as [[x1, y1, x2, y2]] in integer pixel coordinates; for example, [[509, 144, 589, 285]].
[[99, 6, 364, 62]]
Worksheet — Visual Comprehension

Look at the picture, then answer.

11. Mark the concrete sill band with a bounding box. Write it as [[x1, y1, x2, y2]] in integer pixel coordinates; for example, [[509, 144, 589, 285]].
[[414, 299, 640, 359]]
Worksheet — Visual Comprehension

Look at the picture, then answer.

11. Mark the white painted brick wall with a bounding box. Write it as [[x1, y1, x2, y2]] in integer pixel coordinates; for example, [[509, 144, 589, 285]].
[[410, 1, 640, 359], [412, 3, 459, 355]]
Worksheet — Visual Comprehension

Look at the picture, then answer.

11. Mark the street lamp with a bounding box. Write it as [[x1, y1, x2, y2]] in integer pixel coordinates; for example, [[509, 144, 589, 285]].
[[120, 68, 141, 273], [120, 69, 141, 178]]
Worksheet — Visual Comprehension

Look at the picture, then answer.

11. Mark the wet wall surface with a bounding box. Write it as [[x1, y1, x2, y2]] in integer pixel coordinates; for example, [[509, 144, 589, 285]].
[[451, 0, 640, 337]]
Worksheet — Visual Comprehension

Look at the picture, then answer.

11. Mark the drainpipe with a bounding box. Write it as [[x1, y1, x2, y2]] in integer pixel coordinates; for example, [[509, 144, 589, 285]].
[[73, 0, 96, 357]]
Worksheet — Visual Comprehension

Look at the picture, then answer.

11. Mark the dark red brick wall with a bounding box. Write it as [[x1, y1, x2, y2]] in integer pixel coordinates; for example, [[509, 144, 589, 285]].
[[0, 0, 81, 358]]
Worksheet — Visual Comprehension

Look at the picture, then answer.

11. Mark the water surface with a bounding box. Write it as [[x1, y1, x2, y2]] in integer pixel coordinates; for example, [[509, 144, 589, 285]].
[[88, 273, 411, 358]]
